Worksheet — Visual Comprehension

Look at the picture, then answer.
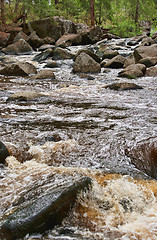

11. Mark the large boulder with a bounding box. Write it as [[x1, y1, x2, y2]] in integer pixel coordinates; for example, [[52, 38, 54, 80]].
[[28, 31, 44, 49], [22, 17, 64, 41], [0, 31, 10, 47], [118, 63, 146, 79], [0, 62, 37, 76], [125, 137, 157, 179], [81, 26, 104, 44], [134, 44, 157, 63], [31, 69, 55, 79], [73, 52, 101, 73], [102, 48, 119, 60], [0, 177, 92, 239], [0, 141, 10, 164], [13, 31, 29, 43], [74, 49, 101, 63], [139, 57, 157, 68], [1, 39, 33, 55], [103, 55, 126, 68], [123, 54, 136, 68], [56, 34, 82, 48]]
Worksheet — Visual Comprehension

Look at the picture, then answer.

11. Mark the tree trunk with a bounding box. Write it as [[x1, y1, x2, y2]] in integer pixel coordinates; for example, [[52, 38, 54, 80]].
[[90, 0, 95, 26], [1, 0, 5, 24], [135, 0, 139, 23]]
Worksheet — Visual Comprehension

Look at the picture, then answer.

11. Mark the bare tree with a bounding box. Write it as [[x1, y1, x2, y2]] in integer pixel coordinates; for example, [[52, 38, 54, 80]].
[[90, 0, 95, 26]]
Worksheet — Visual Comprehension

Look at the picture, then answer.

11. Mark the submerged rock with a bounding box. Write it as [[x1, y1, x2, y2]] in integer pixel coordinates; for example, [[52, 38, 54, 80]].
[[0, 141, 10, 164], [105, 82, 143, 91], [0, 177, 92, 240]]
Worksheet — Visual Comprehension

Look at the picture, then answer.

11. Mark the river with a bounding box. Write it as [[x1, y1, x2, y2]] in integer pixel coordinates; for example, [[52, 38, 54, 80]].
[[0, 38, 157, 239]]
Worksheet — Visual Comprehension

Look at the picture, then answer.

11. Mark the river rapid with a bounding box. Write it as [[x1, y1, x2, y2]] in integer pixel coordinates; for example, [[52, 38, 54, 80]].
[[0, 38, 157, 239]]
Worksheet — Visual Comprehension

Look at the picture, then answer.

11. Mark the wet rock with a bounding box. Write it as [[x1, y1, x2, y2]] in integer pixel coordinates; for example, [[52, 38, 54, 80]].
[[139, 57, 157, 68], [102, 49, 119, 60], [145, 66, 157, 76], [105, 82, 143, 91], [73, 52, 101, 73], [0, 177, 92, 240], [0, 31, 11, 47], [125, 137, 157, 179], [33, 48, 54, 62], [44, 60, 58, 68], [0, 141, 10, 164], [118, 63, 146, 79], [74, 49, 101, 63], [28, 31, 44, 49], [103, 55, 126, 68], [141, 36, 154, 46], [0, 62, 37, 76], [38, 44, 55, 51], [56, 34, 82, 48], [134, 44, 157, 63], [123, 54, 136, 68], [8, 91, 43, 101], [1, 39, 33, 55], [13, 31, 29, 43], [31, 69, 55, 79], [53, 47, 74, 60]]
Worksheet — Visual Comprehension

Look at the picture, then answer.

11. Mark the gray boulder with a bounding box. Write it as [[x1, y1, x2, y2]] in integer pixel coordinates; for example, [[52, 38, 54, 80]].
[[134, 44, 157, 63], [102, 49, 119, 60], [103, 55, 126, 68], [1, 39, 33, 55], [139, 57, 157, 68], [0, 177, 92, 239], [28, 31, 44, 49], [13, 31, 29, 43], [0, 62, 37, 76], [73, 52, 101, 73], [74, 49, 101, 63], [123, 54, 136, 68], [31, 69, 55, 79], [118, 63, 146, 79]]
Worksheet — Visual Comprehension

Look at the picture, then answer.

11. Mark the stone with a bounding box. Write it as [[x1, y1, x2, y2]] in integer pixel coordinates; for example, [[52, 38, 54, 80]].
[[0, 62, 37, 76], [105, 82, 143, 91], [123, 54, 136, 68], [125, 137, 157, 179], [8, 91, 43, 101], [118, 63, 146, 79], [139, 57, 157, 68], [31, 70, 55, 79], [56, 34, 82, 48], [0, 177, 92, 239], [145, 66, 157, 76], [103, 55, 126, 68], [102, 49, 119, 60], [73, 52, 101, 73], [0, 31, 10, 47], [53, 47, 75, 60], [28, 31, 44, 49], [133, 44, 157, 63], [33, 48, 54, 62], [43, 37, 55, 45], [13, 31, 29, 43], [38, 44, 55, 52], [1, 39, 33, 55], [44, 61, 58, 68], [74, 49, 101, 63], [0, 141, 10, 164]]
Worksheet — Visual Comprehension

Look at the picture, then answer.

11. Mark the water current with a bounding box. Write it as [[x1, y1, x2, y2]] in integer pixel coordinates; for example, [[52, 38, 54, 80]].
[[0, 38, 157, 239]]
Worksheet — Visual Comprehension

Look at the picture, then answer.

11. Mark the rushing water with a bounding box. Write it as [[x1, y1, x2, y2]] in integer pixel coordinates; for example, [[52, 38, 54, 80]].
[[0, 38, 157, 239]]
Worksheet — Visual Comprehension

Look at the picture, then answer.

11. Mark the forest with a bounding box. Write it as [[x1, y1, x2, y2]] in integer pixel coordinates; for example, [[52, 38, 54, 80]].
[[0, 0, 157, 37]]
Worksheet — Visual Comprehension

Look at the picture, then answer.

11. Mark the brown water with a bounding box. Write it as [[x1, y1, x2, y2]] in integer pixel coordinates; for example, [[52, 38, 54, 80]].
[[0, 39, 157, 239]]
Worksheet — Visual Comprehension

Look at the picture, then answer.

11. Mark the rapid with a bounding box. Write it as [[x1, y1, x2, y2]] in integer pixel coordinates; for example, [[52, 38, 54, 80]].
[[0, 38, 157, 239]]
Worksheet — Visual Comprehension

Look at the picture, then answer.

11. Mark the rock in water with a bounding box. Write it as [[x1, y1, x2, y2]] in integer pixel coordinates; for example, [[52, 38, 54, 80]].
[[0, 177, 92, 240], [0, 141, 10, 164]]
